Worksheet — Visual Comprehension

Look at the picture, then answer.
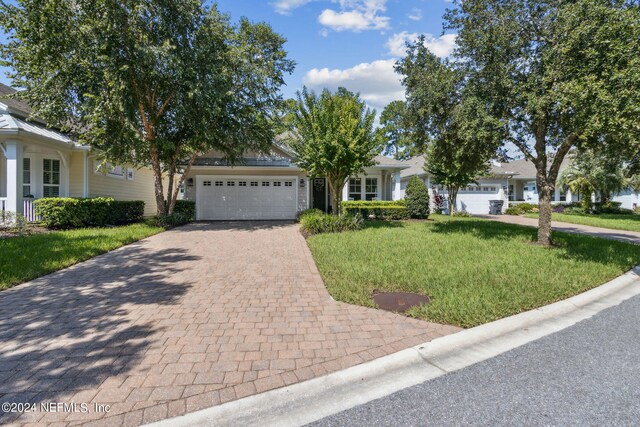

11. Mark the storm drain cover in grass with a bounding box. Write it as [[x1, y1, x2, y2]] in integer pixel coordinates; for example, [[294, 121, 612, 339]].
[[372, 292, 429, 313]]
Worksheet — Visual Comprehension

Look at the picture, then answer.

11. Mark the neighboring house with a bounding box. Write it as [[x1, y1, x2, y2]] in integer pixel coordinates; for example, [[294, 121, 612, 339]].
[[181, 147, 408, 220], [397, 155, 581, 215], [0, 84, 162, 218]]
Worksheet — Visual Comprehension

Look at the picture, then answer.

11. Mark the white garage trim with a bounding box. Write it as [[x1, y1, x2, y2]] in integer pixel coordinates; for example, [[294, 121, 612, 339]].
[[195, 175, 298, 220]]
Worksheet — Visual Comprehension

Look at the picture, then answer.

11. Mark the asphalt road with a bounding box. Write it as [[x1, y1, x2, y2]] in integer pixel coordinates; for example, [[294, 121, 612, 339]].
[[310, 294, 640, 427]]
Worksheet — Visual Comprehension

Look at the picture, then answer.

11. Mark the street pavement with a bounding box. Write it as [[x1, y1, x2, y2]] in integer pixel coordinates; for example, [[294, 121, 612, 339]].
[[311, 293, 640, 427]]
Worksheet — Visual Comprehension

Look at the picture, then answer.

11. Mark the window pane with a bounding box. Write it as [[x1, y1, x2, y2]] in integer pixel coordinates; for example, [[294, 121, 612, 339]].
[[52, 160, 60, 172], [43, 159, 51, 171], [43, 171, 51, 184], [52, 172, 60, 185], [23, 185, 31, 198]]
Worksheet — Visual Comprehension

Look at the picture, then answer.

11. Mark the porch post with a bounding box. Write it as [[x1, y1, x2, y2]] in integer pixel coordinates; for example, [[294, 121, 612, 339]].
[[5, 140, 24, 214], [393, 171, 401, 201]]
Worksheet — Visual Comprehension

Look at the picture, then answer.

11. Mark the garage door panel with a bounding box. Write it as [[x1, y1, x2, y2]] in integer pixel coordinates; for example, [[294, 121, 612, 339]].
[[197, 176, 297, 220]]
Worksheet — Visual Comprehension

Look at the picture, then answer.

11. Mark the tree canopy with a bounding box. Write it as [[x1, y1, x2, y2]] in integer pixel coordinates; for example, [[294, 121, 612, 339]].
[[443, 0, 640, 245], [287, 87, 379, 215], [0, 0, 295, 215], [377, 100, 415, 160], [396, 37, 502, 214]]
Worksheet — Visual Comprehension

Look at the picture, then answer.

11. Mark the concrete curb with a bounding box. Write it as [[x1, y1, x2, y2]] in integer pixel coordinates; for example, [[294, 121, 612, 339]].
[[147, 265, 640, 427]]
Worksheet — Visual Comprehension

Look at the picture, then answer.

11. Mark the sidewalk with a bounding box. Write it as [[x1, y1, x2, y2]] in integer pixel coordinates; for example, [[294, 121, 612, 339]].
[[476, 214, 640, 244]]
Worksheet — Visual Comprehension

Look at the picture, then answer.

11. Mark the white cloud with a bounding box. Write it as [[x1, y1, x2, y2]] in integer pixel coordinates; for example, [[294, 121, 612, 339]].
[[386, 31, 457, 58], [303, 59, 403, 111], [408, 8, 422, 21], [272, 0, 316, 15], [318, 0, 390, 32]]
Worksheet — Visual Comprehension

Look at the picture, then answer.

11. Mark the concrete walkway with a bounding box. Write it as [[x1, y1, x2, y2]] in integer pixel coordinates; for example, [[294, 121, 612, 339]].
[[477, 214, 640, 244], [0, 222, 459, 426]]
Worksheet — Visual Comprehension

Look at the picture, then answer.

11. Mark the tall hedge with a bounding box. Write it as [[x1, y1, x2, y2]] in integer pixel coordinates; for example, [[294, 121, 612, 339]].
[[34, 197, 144, 228], [405, 176, 430, 218]]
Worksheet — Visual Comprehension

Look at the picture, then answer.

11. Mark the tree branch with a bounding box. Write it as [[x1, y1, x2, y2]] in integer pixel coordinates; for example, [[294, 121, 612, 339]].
[[507, 136, 536, 162]]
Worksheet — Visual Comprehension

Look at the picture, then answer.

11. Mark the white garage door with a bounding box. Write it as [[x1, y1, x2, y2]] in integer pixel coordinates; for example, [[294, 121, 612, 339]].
[[196, 176, 298, 220]]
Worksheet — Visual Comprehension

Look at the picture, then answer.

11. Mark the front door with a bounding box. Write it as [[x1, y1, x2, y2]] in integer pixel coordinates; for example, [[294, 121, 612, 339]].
[[312, 178, 327, 213]]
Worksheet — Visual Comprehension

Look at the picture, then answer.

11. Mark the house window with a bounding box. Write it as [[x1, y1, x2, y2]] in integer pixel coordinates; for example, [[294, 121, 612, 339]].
[[227, 181, 235, 186], [214, 181, 223, 186], [274, 182, 282, 187], [365, 178, 378, 201], [349, 178, 362, 200], [262, 181, 270, 187], [203, 181, 212, 186], [251, 181, 258, 187], [559, 188, 566, 202], [239, 181, 247, 187], [43, 159, 60, 197], [285, 181, 293, 187], [23, 158, 31, 197]]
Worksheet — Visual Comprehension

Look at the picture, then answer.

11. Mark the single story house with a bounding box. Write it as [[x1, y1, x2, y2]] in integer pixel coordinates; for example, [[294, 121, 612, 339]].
[[0, 84, 162, 219], [397, 155, 581, 215], [181, 147, 408, 220]]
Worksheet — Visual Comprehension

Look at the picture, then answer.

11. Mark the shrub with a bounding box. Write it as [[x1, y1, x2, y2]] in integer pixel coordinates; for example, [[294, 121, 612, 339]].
[[147, 213, 191, 228], [297, 208, 324, 222], [593, 201, 633, 215], [451, 210, 471, 217], [341, 200, 409, 220], [34, 197, 144, 229], [300, 211, 364, 236], [171, 200, 196, 221], [404, 176, 430, 218], [505, 202, 538, 215]]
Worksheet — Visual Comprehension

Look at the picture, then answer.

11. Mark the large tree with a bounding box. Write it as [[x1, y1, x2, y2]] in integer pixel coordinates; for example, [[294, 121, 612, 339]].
[[287, 87, 379, 215], [445, 0, 640, 245], [377, 100, 415, 160], [0, 0, 294, 215], [397, 40, 502, 214]]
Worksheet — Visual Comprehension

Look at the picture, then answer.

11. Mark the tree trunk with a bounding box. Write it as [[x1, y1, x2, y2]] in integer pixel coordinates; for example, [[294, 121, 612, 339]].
[[327, 176, 345, 215], [537, 180, 554, 246], [447, 185, 458, 215], [149, 143, 166, 215]]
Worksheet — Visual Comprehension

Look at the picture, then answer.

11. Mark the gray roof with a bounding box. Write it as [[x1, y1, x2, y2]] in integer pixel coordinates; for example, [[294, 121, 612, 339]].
[[401, 155, 573, 181], [373, 155, 409, 170], [0, 83, 38, 121]]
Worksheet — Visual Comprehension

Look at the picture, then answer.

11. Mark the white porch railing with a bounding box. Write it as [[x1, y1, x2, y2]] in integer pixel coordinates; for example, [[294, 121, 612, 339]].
[[23, 199, 40, 222]]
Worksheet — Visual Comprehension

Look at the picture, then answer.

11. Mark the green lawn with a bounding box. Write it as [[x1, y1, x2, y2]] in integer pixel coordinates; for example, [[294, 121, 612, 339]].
[[0, 223, 163, 290], [307, 216, 640, 328], [524, 212, 640, 232]]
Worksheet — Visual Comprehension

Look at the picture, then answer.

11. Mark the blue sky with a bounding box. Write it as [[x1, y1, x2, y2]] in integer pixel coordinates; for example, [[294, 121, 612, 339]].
[[0, 0, 456, 115], [215, 0, 455, 112]]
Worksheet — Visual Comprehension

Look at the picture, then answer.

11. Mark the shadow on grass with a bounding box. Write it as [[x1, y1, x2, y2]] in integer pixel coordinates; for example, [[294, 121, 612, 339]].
[[363, 220, 408, 230], [428, 219, 640, 268], [0, 243, 197, 423]]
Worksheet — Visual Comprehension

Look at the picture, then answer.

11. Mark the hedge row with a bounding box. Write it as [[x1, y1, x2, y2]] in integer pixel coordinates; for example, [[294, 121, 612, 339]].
[[34, 197, 145, 229], [341, 200, 410, 220], [298, 209, 364, 236]]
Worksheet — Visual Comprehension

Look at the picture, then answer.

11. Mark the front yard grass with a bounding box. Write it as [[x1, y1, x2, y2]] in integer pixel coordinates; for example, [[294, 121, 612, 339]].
[[306, 216, 640, 328], [524, 212, 640, 232], [0, 223, 163, 291]]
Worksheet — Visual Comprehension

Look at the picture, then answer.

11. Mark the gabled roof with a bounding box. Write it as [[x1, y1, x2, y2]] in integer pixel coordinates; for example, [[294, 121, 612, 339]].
[[0, 111, 75, 146], [373, 155, 408, 169], [400, 155, 427, 178]]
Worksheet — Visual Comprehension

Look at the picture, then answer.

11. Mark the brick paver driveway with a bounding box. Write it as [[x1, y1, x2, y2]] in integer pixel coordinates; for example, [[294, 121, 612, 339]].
[[0, 222, 460, 426]]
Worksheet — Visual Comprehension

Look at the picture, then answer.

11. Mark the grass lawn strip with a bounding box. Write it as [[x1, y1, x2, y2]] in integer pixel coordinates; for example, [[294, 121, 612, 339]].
[[524, 212, 640, 233], [307, 216, 640, 328], [0, 223, 163, 290]]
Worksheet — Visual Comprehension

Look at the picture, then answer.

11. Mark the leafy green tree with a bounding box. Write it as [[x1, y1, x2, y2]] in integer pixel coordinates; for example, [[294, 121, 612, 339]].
[[560, 149, 627, 211], [287, 87, 379, 215], [396, 40, 502, 214], [377, 100, 415, 160], [404, 176, 430, 218], [445, 0, 640, 245], [0, 0, 294, 215]]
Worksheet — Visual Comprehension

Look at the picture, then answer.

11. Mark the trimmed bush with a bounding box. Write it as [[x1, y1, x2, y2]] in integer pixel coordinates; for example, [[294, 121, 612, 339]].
[[341, 200, 409, 220], [405, 176, 430, 218], [505, 202, 538, 215], [34, 197, 144, 229], [147, 213, 191, 228], [300, 211, 364, 236], [593, 201, 633, 215], [172, 200, 196, 221]]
